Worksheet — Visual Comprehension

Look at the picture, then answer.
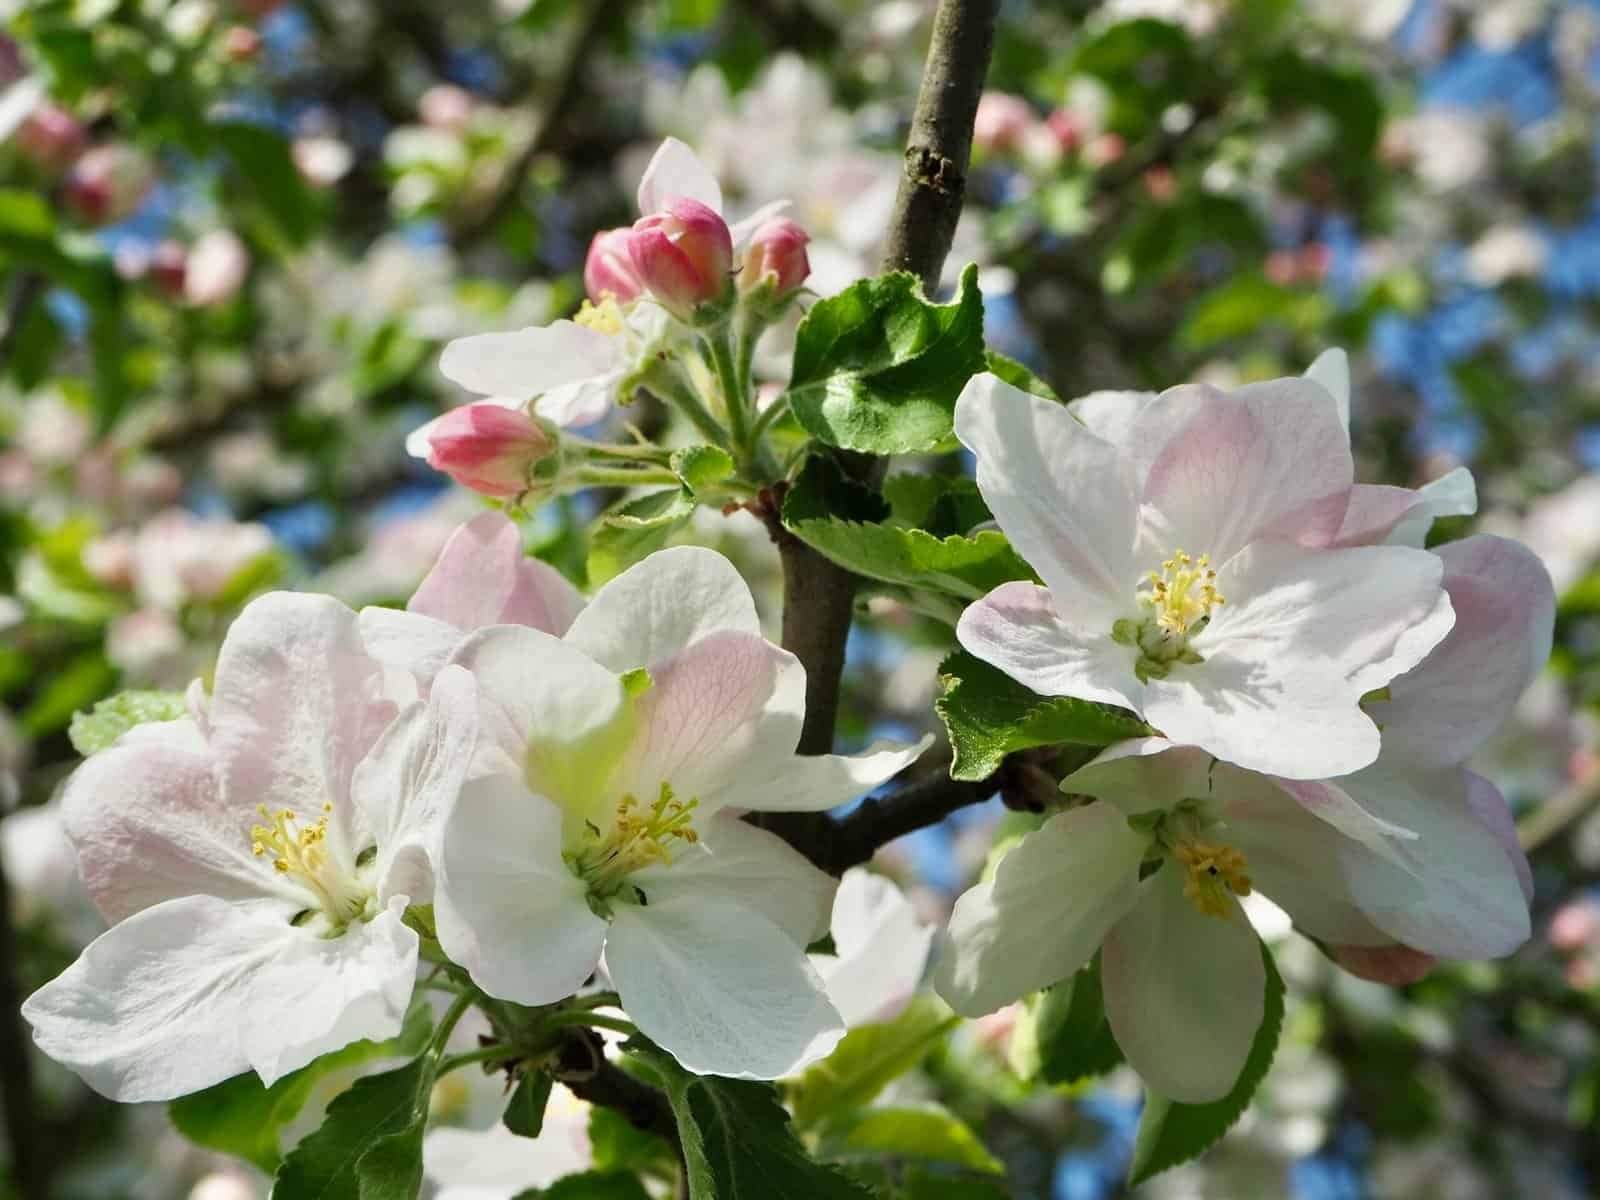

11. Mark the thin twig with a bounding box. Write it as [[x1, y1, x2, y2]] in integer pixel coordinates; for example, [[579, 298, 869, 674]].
[[554, 1029, 682, 1156], [1518, 766, 1600, 853]]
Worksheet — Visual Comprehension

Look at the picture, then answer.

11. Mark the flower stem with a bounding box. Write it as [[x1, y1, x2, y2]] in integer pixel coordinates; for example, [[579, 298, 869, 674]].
[[430, 988, 479, 1058], [438, 1044, 516, 1076], [576, 464, 681, 489], [539, 1009, 638, 1037], [641, 360, 727, 447]]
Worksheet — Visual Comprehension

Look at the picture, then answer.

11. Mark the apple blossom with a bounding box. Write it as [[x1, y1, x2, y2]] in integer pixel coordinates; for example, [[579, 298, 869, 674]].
[[740, 216, 811, 298], [425, 1081, 592, 1199], [184, 229, 251, 308], [23, 592, 477, 1100], [953, 371, 1454, 780], [626, 196, 734, 317], [423, 402, 557, 498], [359, 510, 583, 687], [15, 102, 86, 172], [812, 868, 935, 1028], [433, 546, 929, 1079], [64, 143, 155, 225], [583, 227, 644, 304], [972, 92, 1035, 154]]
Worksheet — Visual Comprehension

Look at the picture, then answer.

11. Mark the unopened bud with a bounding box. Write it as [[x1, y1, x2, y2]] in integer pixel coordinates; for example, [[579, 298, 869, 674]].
[[64, 144, 155, 225], [424, 403, 555, 498], [584, 227, 644, 304], [973, 92, 1035, 155], [150, 241, 188, 298], [16, 104, 87, 173], [740, 217, 810, 298], [627, 197, 732, 318]]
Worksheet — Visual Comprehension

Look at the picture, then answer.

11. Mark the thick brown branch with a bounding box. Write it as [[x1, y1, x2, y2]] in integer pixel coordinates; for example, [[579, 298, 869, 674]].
[[797, 772, 995, 876], [554, 1028, 682, 1155]]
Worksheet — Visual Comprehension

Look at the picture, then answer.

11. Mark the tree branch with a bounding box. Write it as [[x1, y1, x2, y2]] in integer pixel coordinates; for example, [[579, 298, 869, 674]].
[[553, 1028, 682, 1155], [775, 0, 1000, 761], [793, 772, 995, 876]]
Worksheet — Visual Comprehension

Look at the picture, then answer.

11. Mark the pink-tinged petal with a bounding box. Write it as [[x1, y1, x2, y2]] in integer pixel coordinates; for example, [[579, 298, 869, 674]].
[[934, 804, 1144, 1017], [636, 136, 723, 216], [611, 630, 804, 815], [728, 198, 793, 250], [1337, 764, 1531, 959], [1059, 737, 1210, 815], [725, 735, 932, 814], [1387, 466, 1477, 549], [358, 607, 462, 686], [814, 869, 935, 1028], [954, 374, 1141, 621], [23, 895, 304, 1101], [208, 593, 395, 862], [409, 512, 584, 637], [1464, 770, 1533, 903], [439, 322, 620, 404], [1374, 535, 1555, 767], [956, 581, 1142, 712], [1138, 379, 1353, 560], [563, 546, 761, 673], [354, 665, 479, 907], [435, 773, 606, 1006], [1326, 485, 1423, 548], [1155, 541, 1452, 779], [1268, 776, 1416, 857], [605, 891, 843, 1080], [1303, 347, 1350, 432], [1065, 389, 1158, 454], [1101, 866, 1264, 1104], [632, 812, 836, 948], [1329, 942, 1436, 986], [62, 718, 299, 921], [534, 370, 622, 427], [240, 900, 418, 1087]]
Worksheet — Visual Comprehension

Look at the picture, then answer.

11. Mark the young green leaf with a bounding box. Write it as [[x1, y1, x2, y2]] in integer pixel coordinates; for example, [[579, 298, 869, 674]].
[[1007, 955, 1123, 1086], [983, 350, 1059, 402], [818, 1104, 1002, 1174], [936, 652, 1152, 781], [505, 1071, 556, 1139], [513, 1171, 654, 1200], [898, 1167, 1011, 1200], [785, 264, 985, 454], [68, 689, 189, 756], [788, 996, 958, 1131], [587, 488, 696, 584], [1126, 946, 1286, 1186], [627, 1040, 875, 1200], [670, 444, 736, 496]]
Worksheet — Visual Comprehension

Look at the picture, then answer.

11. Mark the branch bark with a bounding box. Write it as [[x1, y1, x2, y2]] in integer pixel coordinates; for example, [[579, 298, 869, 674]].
[[554, 1028, 682, 1154]]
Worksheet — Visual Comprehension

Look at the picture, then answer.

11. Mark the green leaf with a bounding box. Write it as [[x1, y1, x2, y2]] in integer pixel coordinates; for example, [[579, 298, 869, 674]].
[[515, 1171, 654, 1200], [1007, 955, 1122, 1086], [898, 1167, 1011, 1200], [786, 264, 986, 454], [789, 996, 958, 1131], [588, 1105, 676, 1173], [627, 1040, 875, 1200], [272, 1037, 440, 1200], [1126, 946, 1286, 1186], [68, 689, 188, 756], [20, 652, 116, 738], [212, 121, 318, 245], [820, 1105, 1002, 1174], [170, 1003, 431, 1174], [586, 489, 695, 584], [984, 350, 1059, 402], [670, 444, 736, 496], [1180, 275, 1331, 350], [782, 457, 1033, 607], [505, 1071, 555, 1139], [936, 652, 1152, 782]]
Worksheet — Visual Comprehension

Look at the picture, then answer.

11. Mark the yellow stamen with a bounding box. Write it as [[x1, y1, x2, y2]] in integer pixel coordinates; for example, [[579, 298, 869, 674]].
[[249, 803, 367, 924], [574, 297, 626, 335], [1138, 549, 1225, 637], [1173, 838, 1252, 918], [569, 782, 700, 899]]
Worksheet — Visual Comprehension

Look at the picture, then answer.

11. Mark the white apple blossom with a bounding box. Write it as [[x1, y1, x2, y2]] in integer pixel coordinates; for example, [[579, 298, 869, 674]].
[[434, 546, 930, 1079], [23, 592, 477, 1101], [953, 370, 1455, 780], [936, 533, 1550, 1101], [812, 868, 936, 1028], [424, 1083, 592, 1200]]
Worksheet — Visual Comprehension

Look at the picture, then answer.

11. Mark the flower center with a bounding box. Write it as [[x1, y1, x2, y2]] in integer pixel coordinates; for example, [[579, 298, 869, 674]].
[[566, 782, 699, 913], [251, 804, 373, 930], [574, 297, 626, 336], [1112, 548, 1225, 682], [1172, 838, 1253, 918]]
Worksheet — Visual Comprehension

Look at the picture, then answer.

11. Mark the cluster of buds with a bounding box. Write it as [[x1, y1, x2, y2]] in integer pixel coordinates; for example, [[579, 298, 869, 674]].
[[64, 144, 156, 226], [971, 90, 1126, 174], [423, 402, 561, 500], [117, 229, 251, 308], [15, 103, 87, 174]]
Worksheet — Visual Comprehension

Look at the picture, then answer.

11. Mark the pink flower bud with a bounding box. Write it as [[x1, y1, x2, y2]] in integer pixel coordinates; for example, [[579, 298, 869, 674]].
[[15, 104, 87, 173], [627, 197, 733, 315], [425, 403, 554, 497], [973, 92, 1035, 154], [150, 240, 187, 298], [64, 144, 155, 226], [1328, 942, 1437, 986], [1045, 108, 1081, 153], [583, 228, 644, 304], [1550, 900, 1600, 951], [221, 25, 262, 62], [740, 217, 810, 297]]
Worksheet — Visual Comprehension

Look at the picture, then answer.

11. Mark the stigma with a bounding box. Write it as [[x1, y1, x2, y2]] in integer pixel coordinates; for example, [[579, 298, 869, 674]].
[[574, 297, 626, 336], [251, 804, 371, 928], [568, 782, 700, 908], [1173, 839, 1252, 918], [1113, 548, 1225, 682]]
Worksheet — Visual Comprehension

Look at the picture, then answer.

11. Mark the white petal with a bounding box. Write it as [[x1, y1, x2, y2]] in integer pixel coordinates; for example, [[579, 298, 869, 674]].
[[728, 198, 792, 248], [563, 546, 761, 673], [934, 804, 1144, 1017], [728, 735, 932, 814], [240, 901, 419, 1087], [1336, 764, 1531, 959], [605, 891, 843, 1079], [1328, 485, 1425, 547], [1058, 737, 1210, 816], [636, 136, 723, 215], [1465, 769, 1533, 904], [631, 812, 836, 947], [954, 373, 1139, 621], [439, 323, 619, 401], [534, 370, 622, 428], [24, 895, 301, 1101], [1101, 866, 1265, 1104], [1374, 535, 1555, 766], [1303, 347, 1350, 433], [1386, 466, 1477, 548], [408, 512, 586, 637], [435, 773, 606, 1005], [355, 665, 479, 906], [1138, 379, 1353, 559], [956, 582, 1142, 711], [62, 718, 296, 922], [358, 607, 463, 686], [425, 1118, 592, 1198], [815, 869, 935, 1028], [1065, 389, 1158, 451]]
